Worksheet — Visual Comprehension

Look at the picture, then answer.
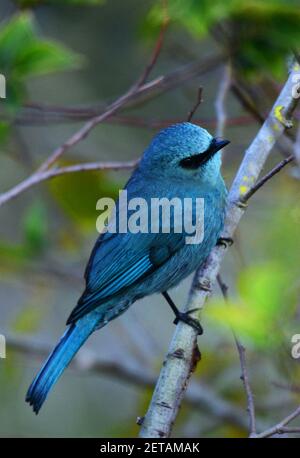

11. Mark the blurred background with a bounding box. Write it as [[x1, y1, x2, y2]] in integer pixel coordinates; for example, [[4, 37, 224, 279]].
[[0, 0, 300, 438]]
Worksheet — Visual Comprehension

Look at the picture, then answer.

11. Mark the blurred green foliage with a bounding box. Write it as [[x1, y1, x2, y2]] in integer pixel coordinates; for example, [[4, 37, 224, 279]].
[[0, 199, 48, 266], [23, 199, 48, 254], [0, 12, 82, 108], [0, 121, 10, 145], [48, 166, 120, 231], [148, 0, 300, 78], [15, 0, 105, 6], [207, 263, 293, 348], [207, 200, 300, 348]]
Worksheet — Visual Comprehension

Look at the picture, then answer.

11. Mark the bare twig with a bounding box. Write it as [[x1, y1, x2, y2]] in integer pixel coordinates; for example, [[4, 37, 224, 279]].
[[270, 426, 300, 434], [187, 87, 203, 122], [0, 55, 222, 208], [217, 275, 256, 436], [231, 80, 265, 124], [272, 382, 300, 394], [234, 339, 256, 436], [139, 63, 300, 438], [0, 160, 137, 207], [11, 56, 222, 125], [253, 405, 300, 438], [134, 0, 169, 88], [241, 154, 294, 202], [216, 273, 228, 299], [0, 24, 168, 208], [2, 111, 255, 128]]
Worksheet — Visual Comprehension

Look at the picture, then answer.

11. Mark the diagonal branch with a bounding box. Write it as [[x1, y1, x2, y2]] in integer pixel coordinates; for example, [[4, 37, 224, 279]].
[[0, 160, 138, 206], [241, 154, 294, 202], [139, 62, 300, 438], [253, 405, 300, 438], [0, 54, 222, 208]]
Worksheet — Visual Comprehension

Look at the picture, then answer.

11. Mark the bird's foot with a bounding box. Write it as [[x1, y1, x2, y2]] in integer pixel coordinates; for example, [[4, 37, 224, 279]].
[[173, 308, 203, 335], [217, 237, 233, 248]]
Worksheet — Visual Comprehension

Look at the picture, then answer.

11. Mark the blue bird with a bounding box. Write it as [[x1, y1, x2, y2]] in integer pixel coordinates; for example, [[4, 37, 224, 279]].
[[26, 122, 229, 413]]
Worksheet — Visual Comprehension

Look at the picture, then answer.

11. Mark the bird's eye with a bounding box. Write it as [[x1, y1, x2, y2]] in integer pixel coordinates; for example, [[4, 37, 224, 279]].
[[179, 153, 205, 169], [179, 138, 230, 170]]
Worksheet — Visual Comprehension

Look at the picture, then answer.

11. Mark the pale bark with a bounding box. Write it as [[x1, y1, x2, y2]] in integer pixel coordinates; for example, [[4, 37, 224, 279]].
[[139, 62, 300, 438]]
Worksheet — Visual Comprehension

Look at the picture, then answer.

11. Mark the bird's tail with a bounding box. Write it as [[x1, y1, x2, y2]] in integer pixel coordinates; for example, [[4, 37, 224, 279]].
[[26, 320, 95, 414]]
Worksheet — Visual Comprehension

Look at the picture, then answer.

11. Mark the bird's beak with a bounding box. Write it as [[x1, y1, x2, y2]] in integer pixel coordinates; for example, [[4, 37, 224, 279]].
[[213, 138, 230, 152]]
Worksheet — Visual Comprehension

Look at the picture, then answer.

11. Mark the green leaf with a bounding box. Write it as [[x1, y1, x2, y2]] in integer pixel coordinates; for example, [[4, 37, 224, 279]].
[[0, 13, 35, 71], [0, 12, 83, 107], [13, 40, 83, 78], [147, 0, 300, 79], [23, 200, 48, 254]]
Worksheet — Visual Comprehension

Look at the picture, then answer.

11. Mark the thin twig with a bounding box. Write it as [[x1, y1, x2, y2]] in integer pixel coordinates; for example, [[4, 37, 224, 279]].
[[2, 111, 255, 127], [0, 160, 137, 207], [187, 87, 203, 122], [0, 24, 168, 208], [253, 405, 300, 438], [216, 273, 228, 299], [0, 55, 223, 208], [234, 339, 256, 437], [231, 80, 265, 124], [217, 274, 256, 436], [38, 20, 168, 174], [134, 0, 169, 88], [241, 154, 294, 202]]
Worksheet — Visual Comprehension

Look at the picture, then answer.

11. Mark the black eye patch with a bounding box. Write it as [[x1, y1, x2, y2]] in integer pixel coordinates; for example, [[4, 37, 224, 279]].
[[179, 138, 230, 170]]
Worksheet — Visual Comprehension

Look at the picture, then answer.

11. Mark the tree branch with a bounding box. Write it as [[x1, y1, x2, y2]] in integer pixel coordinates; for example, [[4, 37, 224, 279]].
[[5, 55, 222, 125], [235, 339, 256, 436], [6, 335, 249, 430], [187, 87, 203, 122], [253, 405, 300, 438], [0, 160, 137, 206], [241, 154, 294, 202], [139, 62, 300, 438], [217, 275, 256, 436], [0, 54, 222, 208]]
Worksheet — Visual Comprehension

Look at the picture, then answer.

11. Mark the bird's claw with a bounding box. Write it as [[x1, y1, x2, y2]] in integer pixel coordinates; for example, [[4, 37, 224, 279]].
[[217, 237, 234, 248], [173, 309, 203, 335]]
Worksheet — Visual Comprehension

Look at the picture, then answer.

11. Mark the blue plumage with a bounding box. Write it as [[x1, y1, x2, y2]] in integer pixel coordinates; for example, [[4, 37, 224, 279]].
[[26, 122, 229, 413]]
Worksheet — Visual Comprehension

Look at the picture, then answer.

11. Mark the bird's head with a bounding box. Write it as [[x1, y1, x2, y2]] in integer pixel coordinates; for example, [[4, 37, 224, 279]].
[[139, 122, 229, 186]]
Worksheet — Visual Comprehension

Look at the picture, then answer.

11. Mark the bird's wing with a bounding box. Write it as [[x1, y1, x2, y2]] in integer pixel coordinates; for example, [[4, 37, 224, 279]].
[[66, 231, 185, 324]]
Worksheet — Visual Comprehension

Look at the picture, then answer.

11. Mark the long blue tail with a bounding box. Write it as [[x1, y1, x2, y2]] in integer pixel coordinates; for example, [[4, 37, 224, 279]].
[[26, 321, 95, 414]]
